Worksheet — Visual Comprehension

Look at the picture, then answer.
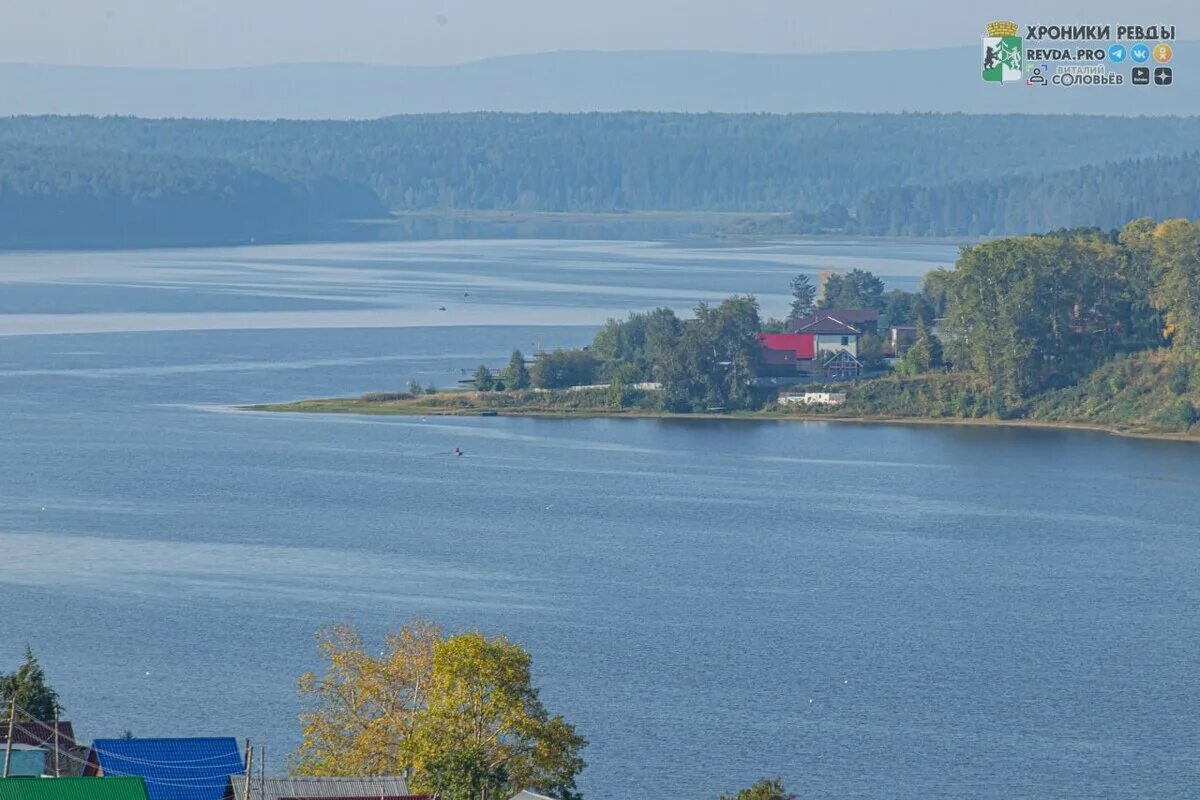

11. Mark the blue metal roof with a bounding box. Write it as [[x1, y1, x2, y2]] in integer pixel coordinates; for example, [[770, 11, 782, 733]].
[[90, 737, 244, 800]]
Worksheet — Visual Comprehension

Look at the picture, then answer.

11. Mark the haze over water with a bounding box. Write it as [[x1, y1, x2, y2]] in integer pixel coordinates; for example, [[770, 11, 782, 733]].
[[1, 239, 1197, 799]]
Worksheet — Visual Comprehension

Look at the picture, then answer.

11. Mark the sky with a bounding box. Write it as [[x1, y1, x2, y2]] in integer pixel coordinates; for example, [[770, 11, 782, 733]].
[[1, 0, 1195, 68]]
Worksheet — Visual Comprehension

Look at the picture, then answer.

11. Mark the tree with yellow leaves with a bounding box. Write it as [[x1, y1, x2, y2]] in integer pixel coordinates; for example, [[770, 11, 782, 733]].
[[293, 620, 440, 776], [292, 622, 586, 800]]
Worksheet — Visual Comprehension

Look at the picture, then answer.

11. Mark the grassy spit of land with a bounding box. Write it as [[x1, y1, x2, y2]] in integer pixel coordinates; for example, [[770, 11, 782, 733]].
[[244, 352, 1200, 443]]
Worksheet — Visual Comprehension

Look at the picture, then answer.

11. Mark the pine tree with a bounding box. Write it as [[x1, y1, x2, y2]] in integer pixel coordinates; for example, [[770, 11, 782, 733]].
[[1, 646, 60, 720]]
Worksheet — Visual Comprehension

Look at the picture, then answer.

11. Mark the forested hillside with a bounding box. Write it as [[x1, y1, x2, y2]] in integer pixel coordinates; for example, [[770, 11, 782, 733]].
[[818, 220, 1200, 436], [2, 113, 1200, 213], [1, 112, 1198, 248], [732, 152, 1200, 238], [856, 153, 1200, 236], [0, 145, 383, 248]]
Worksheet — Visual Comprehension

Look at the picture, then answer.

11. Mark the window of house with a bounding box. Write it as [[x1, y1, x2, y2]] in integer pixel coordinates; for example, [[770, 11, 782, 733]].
[[841, 336, 849, 346]]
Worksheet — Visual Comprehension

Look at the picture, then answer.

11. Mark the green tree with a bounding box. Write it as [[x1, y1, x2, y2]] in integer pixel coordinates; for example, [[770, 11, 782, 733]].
[[1, 646, 60, 721], [590, 309, 681, 383], [658, 296, 761, 412], [718, 777, 796, 800], [501, 351, 531, 390], [406, 632, 586, 800], [1150, 219, 1200, 352], [425, 383, 438, 395], [857, 332, 887, 372], [472, 365, 496, 392], [882, 289, 933, 327], [788, 274, 816, 319], [1117, 218, 1166, 345], [819, 268, 885, 310], [941, 232, 1126, 403], [530, 350, 598, 389], [408, 379, 423, 395], [898, 317, 942, 375], [421, 746, 508, 800]]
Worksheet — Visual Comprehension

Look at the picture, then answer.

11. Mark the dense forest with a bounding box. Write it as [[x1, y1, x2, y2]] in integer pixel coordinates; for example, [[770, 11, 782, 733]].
[[1, 112, 1199, 247], [732, 153, 1200, 238], [859, 153, 1200, 236], [0, 145, 383, 248], [818, 220, 1200, 434]]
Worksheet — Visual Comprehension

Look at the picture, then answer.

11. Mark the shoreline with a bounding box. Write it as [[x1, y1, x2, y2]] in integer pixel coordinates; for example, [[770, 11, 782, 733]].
[[242, 399, 1200, 445]]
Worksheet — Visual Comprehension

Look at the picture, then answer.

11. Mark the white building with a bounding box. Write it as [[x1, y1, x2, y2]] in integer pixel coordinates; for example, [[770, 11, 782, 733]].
[[793, 316, 862, 358], [781, 392, 848, 406]]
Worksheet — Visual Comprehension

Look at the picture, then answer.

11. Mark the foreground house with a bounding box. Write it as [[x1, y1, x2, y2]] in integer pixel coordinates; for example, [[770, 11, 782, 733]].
[[86, 737, 245, 800], [0, 777, 150, 800], [245, 776, 417, 800]]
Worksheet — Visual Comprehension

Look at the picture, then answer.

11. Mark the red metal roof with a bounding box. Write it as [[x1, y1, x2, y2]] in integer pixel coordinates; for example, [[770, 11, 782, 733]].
[[756, 333, 815, 359]]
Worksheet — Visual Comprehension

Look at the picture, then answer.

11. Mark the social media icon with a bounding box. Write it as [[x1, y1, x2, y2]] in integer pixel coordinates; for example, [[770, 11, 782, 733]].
[[1154, 44, 1173, 63], [1108, 44, 1127, 62], [1132, 66, 1151, 85], [1154, 66, 1173, 85], [1131, 43, 1151, 63]]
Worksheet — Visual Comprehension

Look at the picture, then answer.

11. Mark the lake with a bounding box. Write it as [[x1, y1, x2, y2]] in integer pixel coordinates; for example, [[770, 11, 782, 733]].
[[1, 239, 1198, 799]]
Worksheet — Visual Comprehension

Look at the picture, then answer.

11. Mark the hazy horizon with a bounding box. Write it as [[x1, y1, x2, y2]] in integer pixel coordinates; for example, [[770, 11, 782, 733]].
[[2, 0, 1195, 69]]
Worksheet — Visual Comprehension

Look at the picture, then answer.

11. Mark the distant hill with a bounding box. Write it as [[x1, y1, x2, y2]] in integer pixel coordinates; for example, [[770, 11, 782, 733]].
[[732, 151, 1200, 237], [856, 153, 1200, 236], [0, 48, 1194, 119], [4, 113, 1200, 216], [3, 111, 1199, 249], [0, 144, 384, 249]]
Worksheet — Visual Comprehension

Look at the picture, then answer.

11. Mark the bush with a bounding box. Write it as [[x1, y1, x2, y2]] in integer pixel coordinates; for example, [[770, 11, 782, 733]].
[[361, 392, 415, 402], [473, 364, 496, 391]]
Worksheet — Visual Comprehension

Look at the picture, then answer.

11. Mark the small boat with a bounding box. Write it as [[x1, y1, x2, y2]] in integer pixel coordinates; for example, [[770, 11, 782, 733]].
[[480, 410, 499, 417]]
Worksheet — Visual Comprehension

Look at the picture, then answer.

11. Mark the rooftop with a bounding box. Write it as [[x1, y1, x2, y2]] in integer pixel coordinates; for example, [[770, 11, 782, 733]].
[[756, 332, 815, 359], [255, 776, 413, 800], [793, 317, 862, 336], [0, 777, 149, 800], [89, 737, 244, 800]]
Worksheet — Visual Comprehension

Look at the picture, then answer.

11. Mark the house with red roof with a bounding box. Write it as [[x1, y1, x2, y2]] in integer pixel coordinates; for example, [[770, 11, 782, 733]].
[[757, 317, 864, 379]]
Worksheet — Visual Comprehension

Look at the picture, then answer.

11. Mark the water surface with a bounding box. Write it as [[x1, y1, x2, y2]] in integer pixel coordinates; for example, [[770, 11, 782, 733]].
[[1, 239, 1196, 799]]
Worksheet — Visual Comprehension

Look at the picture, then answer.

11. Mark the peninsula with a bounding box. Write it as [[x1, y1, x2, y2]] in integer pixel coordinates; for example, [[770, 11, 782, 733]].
[[249, 221, 1200, 443]]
